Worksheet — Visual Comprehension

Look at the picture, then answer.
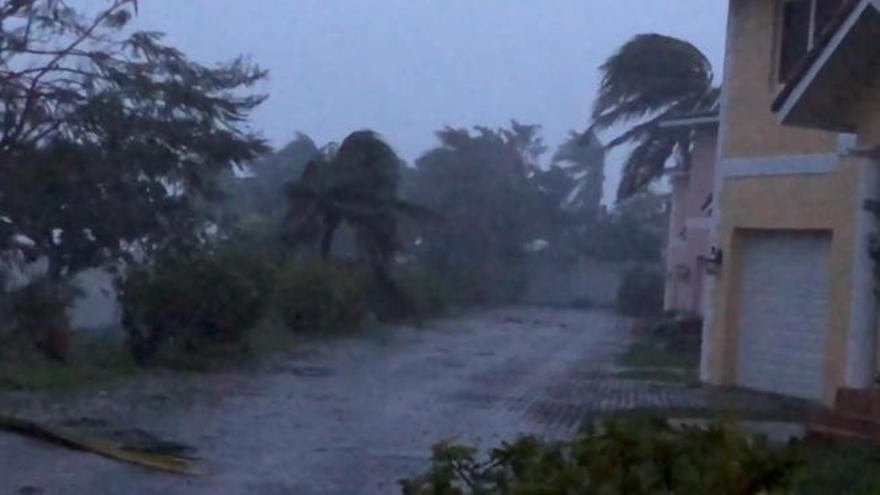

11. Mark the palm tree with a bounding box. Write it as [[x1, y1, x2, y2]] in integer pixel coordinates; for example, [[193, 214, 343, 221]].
[[551, 129, 606, 222], [283, 130, 437, 281], [592, 34, 718, 201]]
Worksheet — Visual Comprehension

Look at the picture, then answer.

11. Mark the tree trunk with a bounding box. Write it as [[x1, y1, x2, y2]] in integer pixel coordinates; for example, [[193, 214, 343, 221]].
[[45, 253, 65, 282]]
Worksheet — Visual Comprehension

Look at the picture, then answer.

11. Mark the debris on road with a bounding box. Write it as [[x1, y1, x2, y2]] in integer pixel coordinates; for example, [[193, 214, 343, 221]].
[[0, 415, 203, 476]]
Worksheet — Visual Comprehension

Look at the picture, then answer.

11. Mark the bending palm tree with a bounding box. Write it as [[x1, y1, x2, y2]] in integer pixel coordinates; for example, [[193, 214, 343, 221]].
[[283, 130, 437, 294], [592, 34, 718, 201]]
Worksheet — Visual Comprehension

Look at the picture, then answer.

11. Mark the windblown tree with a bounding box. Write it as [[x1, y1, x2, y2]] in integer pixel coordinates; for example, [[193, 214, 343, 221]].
[[283, 131, 436, 290], [216, 133, 319, 227], [592, 34, 718, 200], [407, 122, 551, 303], [551, 129, 606, 222], [0, 0, 268, 279]]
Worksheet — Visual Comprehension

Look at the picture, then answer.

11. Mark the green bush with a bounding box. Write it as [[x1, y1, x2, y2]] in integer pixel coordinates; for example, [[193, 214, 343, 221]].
[[3, 279, 78, 361], [396, 265, 453, 317], [401, 418, 802, 495], [616, 267, 664, 317], [275, 261, 365, 334], [648, 312, 703, 355], [118, 244, 274, 363]]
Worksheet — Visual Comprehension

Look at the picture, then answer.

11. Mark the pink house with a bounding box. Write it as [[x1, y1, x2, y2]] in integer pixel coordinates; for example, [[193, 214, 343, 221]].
[[660, 109, 719, 317]]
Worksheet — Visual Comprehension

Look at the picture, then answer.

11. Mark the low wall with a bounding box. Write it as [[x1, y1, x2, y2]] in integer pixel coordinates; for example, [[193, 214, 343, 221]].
[[3, 259, 120, 332], [521, 257, 649, 308]]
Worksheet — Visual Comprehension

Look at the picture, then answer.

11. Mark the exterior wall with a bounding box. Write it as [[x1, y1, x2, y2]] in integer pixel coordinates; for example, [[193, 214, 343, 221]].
[[664, 175, 689, 311], [851, 85, 880, 378], [702, 0, 871, 404], [664, 128, 717, 315], [706, 159, 862, 403], [722, 0, 838, 160], [853, 85, 880, 147]]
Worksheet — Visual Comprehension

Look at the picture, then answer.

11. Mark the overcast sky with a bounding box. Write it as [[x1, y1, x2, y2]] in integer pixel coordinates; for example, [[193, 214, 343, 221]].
[[131, 0, 728, 201]]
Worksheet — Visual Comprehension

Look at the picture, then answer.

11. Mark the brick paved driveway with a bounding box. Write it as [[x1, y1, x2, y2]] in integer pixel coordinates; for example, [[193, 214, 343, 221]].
[[0, 307, 808, 494]]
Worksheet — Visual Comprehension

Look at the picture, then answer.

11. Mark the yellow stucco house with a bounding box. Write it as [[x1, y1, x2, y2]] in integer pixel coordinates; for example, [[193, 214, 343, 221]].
[[702, 0, 880, 404]]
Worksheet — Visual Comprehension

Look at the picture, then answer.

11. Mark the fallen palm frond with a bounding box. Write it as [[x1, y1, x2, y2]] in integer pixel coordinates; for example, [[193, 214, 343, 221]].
[[0, 415, 203, 476]]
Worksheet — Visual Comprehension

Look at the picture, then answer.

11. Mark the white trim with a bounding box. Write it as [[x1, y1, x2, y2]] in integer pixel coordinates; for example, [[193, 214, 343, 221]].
[[845, 158, 880, 388], [808, 0, 819, 51], [659, 115, 721, 129], [777, 0, 874, 122], [717, 154, 838, 186]]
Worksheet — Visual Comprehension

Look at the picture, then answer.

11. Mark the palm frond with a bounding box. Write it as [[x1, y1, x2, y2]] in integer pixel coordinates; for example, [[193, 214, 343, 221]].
[[592, 34, 714, 131], [605, 117, 664, 150], [615, 132, 681, 202], [0, 415, 203, 476]]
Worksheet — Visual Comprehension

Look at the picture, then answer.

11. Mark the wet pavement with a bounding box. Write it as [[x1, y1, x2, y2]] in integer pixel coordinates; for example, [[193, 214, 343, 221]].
[[0, 308, 804, 494]]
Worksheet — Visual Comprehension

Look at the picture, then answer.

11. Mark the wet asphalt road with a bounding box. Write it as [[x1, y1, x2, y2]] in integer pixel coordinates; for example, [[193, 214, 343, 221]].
[[0, 308, 630, 494]]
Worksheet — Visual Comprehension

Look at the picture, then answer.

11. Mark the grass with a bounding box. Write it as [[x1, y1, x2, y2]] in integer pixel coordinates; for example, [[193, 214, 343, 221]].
[[0, 331, 137, 391], [617, 336, 701, 370], [0, 306, 386, 389], [615, 332, 701, 385], [0, 312, 308, 389]]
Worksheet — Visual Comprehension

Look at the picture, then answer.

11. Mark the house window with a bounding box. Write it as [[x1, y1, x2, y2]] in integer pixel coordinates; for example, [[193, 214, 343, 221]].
[[777, 0, 843, 83]]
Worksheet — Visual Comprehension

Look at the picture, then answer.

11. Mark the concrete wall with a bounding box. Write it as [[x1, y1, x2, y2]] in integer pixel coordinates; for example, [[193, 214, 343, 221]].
[[69, 268, 120, 331], [3, 259, 120, 332], [522, 257, 641, 308], [664, 127, 717, 316]]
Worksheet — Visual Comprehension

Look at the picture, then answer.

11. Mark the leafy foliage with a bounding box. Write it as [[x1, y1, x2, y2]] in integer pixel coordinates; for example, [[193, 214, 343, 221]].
[[406, 123, 553, 304], [401, 418, 802, 495], [286, 133, 433, 261], [550, 129, 606, 223], [275, 261, 366, 334], [3, 279, 78, 361], [217, 133, 320, 226], [395, 265, 453, 318], [579, 215, 664, 263], [118, 244, 274, 363], [593, 34, 717, 200], [0, 0, 268, 279]]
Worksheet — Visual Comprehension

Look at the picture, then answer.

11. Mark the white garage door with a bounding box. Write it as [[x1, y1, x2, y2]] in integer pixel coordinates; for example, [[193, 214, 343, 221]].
[[736, 231, 830, 401]]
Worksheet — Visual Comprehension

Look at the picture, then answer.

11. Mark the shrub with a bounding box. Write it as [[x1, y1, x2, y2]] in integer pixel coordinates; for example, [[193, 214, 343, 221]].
[[275, 261, 365, 334], [401, 418, 802, 495], [616, 266, 664, 317], [118, 244, 274, 363], [3, 279, 78, 361], [395, 265, 453, 318], [649, 312, 703, 354]]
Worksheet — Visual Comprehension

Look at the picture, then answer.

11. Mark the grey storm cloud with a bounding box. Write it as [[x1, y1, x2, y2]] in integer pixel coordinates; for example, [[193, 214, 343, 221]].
[[131, 0, 727, 202]]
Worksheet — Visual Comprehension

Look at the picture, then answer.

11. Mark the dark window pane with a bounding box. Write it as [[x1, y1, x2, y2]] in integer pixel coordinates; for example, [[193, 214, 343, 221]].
[[779, 0, 811, 82], [815, 0, 844, 41]]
